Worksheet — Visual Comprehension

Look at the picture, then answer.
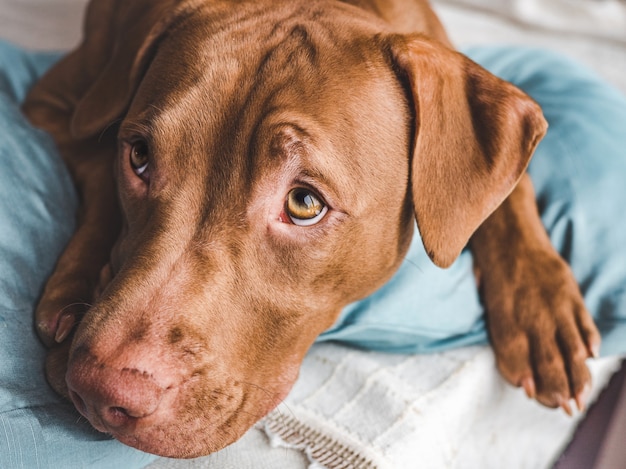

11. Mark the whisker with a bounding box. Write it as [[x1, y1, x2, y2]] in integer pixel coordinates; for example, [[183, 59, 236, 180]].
[[239, 380, 297, 422], [57, 301, 93, 313], [98, 118, 123, 142], [404, 256, 424, 273]]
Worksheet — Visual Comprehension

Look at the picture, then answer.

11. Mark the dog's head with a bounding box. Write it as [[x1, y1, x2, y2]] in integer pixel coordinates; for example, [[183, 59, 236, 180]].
[[51, 0, 545, 457]]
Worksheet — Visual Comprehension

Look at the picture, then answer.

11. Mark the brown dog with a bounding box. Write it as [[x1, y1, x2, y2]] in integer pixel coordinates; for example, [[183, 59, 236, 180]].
[[23, 0, 601, 458]]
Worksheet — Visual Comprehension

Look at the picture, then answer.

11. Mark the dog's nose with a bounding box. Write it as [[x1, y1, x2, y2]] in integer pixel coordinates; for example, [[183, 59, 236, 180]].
[[66, 350, 165, 432]]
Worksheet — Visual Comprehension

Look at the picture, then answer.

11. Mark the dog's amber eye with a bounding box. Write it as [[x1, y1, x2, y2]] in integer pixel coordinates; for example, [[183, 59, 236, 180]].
[[285, 188, 328, 226], [129, 142, 149, 178]]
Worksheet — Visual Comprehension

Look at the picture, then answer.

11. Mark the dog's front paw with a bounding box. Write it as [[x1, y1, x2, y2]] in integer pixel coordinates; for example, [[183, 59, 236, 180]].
[[481, 252, 601, 414]]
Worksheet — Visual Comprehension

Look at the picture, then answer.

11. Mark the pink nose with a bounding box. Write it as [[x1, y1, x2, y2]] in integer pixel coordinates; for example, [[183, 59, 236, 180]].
[[66, 348, 165, 432]]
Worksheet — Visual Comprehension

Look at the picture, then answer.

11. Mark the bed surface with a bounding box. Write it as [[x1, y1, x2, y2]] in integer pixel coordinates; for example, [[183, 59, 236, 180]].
[[1, 1, 625, 468]]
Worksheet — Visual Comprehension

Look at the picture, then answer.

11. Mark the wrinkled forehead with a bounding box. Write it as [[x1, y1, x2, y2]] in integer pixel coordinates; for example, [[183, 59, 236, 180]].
[[129, 1, 396, 127], [123, 1, 409, 205]]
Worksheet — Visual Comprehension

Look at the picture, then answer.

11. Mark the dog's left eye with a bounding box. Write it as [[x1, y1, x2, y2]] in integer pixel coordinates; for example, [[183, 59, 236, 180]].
[[129, 142, 150, 179], [284, 188, 328, 226]]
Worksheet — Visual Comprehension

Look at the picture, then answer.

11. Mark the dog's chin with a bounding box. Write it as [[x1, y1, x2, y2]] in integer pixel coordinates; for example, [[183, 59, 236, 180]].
[[45, 340, 72, 399], [78, 375, 290, 458], [112, 418, 252, 458]]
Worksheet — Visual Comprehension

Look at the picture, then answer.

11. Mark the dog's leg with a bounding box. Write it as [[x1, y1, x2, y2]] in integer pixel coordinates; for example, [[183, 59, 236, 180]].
[[22, 42, 122, 348], [34, 138, 120, 348], [470, 173, 601, 413]]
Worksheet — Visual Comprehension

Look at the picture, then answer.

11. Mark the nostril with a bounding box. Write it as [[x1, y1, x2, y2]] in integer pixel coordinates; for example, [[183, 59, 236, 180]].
[[69, 391, 141, 430], [110, 406, 130, 417], [104, 406, 135, 428]]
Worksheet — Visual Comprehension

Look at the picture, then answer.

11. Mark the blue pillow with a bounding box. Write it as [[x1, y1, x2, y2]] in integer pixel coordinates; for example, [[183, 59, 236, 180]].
[[1, 39, 626, 468], [321, 46, 626, 357], [0, 41, 158, 469]]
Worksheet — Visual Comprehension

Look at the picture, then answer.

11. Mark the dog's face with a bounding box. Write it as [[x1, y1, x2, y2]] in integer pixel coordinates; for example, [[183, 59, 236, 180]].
[[66, 3, 415, 456], [53, 0, 545, 458]]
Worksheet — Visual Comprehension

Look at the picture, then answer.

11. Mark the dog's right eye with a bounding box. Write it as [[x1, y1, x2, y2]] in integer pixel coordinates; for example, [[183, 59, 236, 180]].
[[129, 142, 150, 179], [284, 188, 328, 226]]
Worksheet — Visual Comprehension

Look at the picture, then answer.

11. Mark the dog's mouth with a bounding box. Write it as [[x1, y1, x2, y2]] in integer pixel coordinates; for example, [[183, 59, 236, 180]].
[[71, 390, 250, 457], [65, 361, 292, 457]]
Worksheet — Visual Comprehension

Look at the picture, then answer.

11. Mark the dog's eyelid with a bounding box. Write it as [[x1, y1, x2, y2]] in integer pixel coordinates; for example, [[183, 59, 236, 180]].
[[119, 119, 154, 143], [291, 170, 338, 209]]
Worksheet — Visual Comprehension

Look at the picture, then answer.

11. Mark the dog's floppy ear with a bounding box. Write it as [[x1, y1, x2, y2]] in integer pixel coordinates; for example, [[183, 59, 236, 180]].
[[387, 35, 547, 268], [70, 0, 199, 139]]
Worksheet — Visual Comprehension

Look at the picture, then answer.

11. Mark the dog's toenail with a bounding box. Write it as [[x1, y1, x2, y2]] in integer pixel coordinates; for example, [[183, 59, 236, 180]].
[[55, 313, 75, 343]]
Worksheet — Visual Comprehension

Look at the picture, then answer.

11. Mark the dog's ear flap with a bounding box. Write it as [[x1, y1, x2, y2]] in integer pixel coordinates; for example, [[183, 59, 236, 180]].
[[387, 35, 547, 268], [70, 0, 197, 139]]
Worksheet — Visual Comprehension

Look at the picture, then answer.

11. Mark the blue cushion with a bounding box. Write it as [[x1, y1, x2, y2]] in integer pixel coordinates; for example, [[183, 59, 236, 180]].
[[0, 41, 158, 469], [321, 46, 626, 357], [1, 38, 626, 467]]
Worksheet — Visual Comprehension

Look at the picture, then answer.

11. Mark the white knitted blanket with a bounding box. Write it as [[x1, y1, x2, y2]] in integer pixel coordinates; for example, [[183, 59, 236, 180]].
[[261, 344, 618, 469]]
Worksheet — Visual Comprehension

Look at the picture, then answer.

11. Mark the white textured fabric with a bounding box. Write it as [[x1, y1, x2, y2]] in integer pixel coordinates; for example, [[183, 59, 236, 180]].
[[260, 345, 619, 469], [0, 0, 87, 50], [435, 0, 626, 95], [440, 0, 626, 42], [1, 1, 626, 468]]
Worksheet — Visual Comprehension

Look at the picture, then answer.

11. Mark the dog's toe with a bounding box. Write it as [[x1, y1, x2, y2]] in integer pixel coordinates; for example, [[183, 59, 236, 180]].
[[531, 336, 571, 408], [492, 331, 532, 389], [35, 296, 87, 347]]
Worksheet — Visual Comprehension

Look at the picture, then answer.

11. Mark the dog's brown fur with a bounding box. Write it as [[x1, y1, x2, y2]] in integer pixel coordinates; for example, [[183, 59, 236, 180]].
[[23, 0, 600, 458]]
